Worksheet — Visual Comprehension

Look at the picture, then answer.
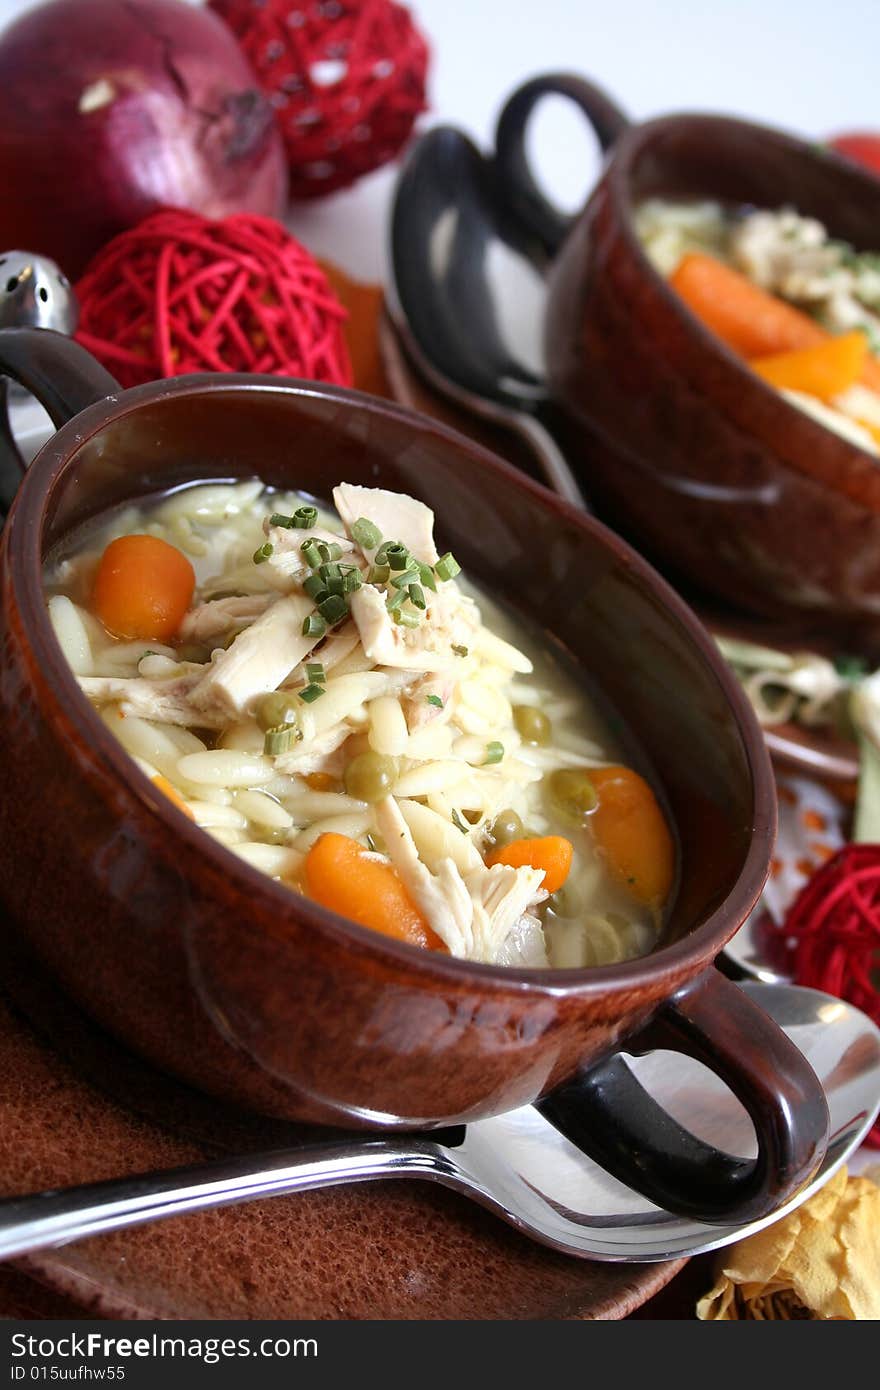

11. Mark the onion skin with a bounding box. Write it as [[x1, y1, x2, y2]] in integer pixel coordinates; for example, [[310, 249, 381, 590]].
[[0, 0, 289, 278]]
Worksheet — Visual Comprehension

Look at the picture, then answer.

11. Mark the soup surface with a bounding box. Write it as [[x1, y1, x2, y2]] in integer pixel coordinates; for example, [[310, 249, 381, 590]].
[[636, 198, 880, 454], [45, 480, 675, 969]]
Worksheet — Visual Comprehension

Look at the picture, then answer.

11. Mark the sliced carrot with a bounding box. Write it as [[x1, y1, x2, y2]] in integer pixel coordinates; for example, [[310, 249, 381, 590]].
[[587, 766, 675, 909], [151, 775, 194, 819], [670, 252, 880, 395], [750, 331, 867, 401], [670, 253, 827, 359], [304, 832, 445, 950], [485, 835, 573, 893], [92, 534, 195, 642]]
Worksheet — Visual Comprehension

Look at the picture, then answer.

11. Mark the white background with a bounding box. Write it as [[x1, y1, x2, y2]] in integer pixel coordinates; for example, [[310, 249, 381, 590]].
[[0, 0, 879, 281]]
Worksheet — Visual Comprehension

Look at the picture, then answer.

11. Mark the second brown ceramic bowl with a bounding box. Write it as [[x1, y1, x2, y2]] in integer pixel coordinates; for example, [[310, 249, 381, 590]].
[[0, 329, 828, 1224], [542, 100, 880, 647]]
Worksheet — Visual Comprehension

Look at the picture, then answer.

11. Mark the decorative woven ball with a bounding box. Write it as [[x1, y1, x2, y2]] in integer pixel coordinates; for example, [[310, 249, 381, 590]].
[[769, 841, 880, 1146], [209, 0, 429, 198], [74, 208, 352, 389]]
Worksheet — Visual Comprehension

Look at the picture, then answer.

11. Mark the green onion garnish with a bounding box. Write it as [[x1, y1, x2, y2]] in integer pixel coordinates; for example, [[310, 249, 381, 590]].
[[253, 542, 274, 564], [368, 563, 390, 586], [393, 609, 420, 628], [264, 722, 298, 755], [299, 683, 325, 703], [269, 512, 296, 529], [426, 694, 444, 708], [408, 584, 426, 610], [451, 644, 469, 658], [351, 517, 382, 550], [378, 541, 409, 570], [305, 662, 326, 684], [317, 593, 349, 624], [301, 539, 322, 568], [292, 505, 318, 528], [342, 568, 362, 594], [451, 809, 469, 835], [418, 563, 437, 592], [390, 567, 420, 589], [385, 587, 407, 613], [303, 574, 326, 600], [325, 541, 343, 561], [434, 552, 460, 582], [301, 612, 327, 638], [484, 741, 504, 765]]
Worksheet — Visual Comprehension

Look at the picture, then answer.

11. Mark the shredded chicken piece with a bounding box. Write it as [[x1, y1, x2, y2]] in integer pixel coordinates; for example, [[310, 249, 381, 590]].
[[178, 594, 274, 644], [373, 796, 546, 961], [78, 672, 227, 729], [333, 483, 439, 564], [263, 520, 357, 586], [190, 593, 320, 716]]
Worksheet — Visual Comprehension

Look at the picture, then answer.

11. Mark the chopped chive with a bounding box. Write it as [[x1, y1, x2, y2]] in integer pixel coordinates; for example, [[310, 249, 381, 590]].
[[264, 722, 298, 755], [299, 683, 325, 703], [426, 693, 444, 708], [377, 541, 409, 570], [385, 587, 407, 613], [315, 541, 332, 565], [269, 512, 296, 529], [253, 542, 274, 564], [342, 568, 362, 593], [451, 644, 469, 658], [305, 662, 326, 684], [418, 563, 437, 592], [317, 561, 342, 581], [325, 541, 343, 561], [484, 741, 504, 765], [368, 563, 390, 585], [301, 539, 322, 568], [292, 505, 318, 528], [351, 517, 383, 549], [408, 584, 426, 610], [434, 552, 461, 582], [317, 593, 349, 624], [451, 808, 469, 835], [323, 574, 346, 596], [302, 574, 326, 600], [393, 609, 420, 628], [390, 567, 420, 589], [301, 612, 327, 638]]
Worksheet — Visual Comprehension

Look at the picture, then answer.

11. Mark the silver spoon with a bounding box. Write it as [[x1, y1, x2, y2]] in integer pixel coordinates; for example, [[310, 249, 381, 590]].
[[0, 249, 79, 512], [1, 982, 876, 1266]]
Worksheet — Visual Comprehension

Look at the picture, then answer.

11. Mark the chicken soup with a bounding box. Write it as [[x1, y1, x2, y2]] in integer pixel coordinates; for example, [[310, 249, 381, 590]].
[[44, 480, 675, 969]]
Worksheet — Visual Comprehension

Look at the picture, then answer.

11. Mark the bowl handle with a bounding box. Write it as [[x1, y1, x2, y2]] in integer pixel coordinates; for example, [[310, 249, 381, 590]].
[[0, 328, 119, 510], [493, 73, 631, 258], [537, 968, 830, 1225]]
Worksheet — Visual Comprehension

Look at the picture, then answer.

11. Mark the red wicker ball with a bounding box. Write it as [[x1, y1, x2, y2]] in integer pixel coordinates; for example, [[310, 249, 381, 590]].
[[74, 208, 352, 389], [209, 0, 429, 198]]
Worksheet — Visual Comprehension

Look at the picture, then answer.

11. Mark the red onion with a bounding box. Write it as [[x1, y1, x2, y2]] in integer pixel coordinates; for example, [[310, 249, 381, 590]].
[[0, 0, 289, 278]]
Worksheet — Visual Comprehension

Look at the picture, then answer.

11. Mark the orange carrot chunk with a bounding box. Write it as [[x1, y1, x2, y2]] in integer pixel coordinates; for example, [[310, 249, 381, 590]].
[[670, 252, 828, 359], [485, 835, 573, 893], [305, 832, 445, 951], [587, 766, 674, 909], [670, 252, 880, 394], [93, 534, 195, 642], [749, 331, 868, 401]]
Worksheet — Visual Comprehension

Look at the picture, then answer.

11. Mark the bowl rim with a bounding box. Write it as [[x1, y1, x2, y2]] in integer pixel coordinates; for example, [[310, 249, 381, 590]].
[[7, 370, 776, 995], [600, 107, 880, 502]]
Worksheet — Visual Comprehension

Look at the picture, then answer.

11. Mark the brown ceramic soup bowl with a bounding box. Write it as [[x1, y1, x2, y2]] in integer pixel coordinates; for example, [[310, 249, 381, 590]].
[[0, 328, 827, 1224], [502, 78, 880, 645]]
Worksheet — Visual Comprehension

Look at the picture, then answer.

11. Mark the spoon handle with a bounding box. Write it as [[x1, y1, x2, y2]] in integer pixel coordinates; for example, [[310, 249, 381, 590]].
[[0, 1139, 448, 1262], [508, 409, 589, 511]]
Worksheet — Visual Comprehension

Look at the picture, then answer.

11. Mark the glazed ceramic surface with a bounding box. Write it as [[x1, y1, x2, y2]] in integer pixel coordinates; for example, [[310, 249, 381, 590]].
[[0, 328, 827, 1238], [545, 110, 880, 643]]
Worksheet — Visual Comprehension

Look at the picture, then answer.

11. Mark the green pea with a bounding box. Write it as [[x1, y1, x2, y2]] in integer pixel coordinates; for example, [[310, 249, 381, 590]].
[[488, 808, 524, 847], [344, 751, 398, 803], [513, 705, 552, 746], [255, 691, 298, 732], [546, 767, 598, 826]]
